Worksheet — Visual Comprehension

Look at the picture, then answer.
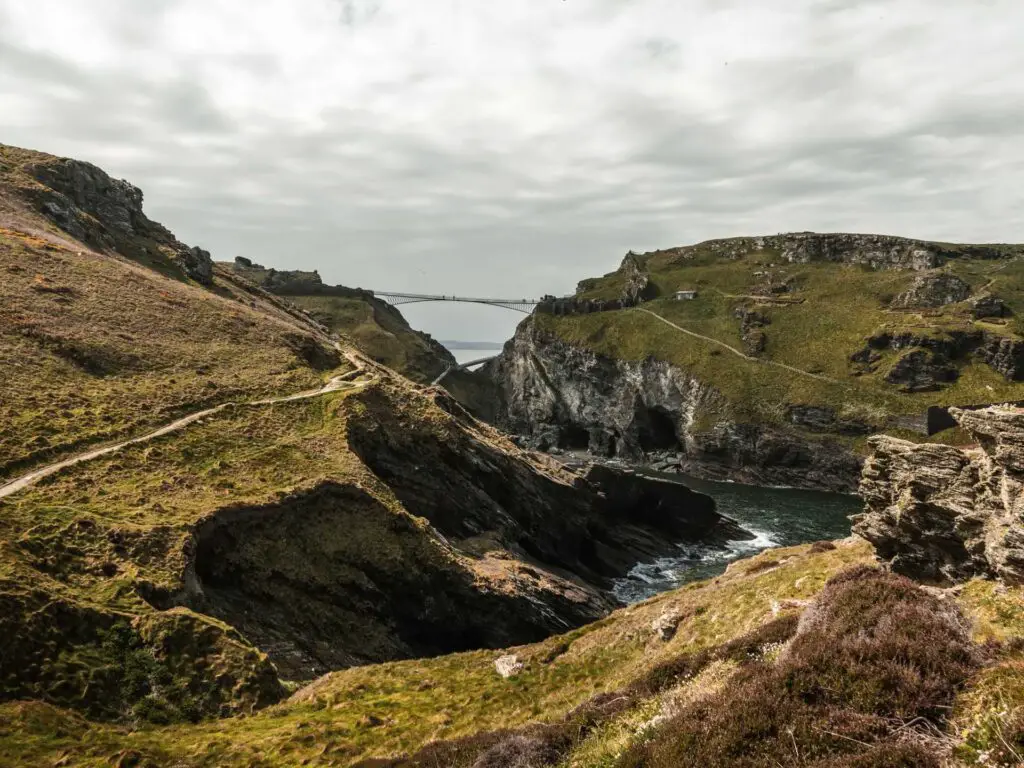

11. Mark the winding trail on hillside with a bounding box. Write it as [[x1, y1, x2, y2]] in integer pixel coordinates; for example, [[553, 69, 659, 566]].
[[0, 353, 375, 501], [636, 307, 838, 384]]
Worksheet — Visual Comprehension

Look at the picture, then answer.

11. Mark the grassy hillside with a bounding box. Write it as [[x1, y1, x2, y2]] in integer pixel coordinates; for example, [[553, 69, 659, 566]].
[[3, 538, 1023, 766], [0, 144, 343, 479], [228, 261, 456, 383], [554, 236, 1024, 439]]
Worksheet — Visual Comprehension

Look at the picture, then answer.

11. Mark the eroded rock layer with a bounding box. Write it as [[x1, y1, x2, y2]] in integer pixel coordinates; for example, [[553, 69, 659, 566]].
[[855, 405, 1024, 583]]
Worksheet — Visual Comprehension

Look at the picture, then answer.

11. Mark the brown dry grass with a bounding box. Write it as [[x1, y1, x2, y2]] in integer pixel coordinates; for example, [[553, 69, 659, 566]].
[[0, 230, 341, 477]]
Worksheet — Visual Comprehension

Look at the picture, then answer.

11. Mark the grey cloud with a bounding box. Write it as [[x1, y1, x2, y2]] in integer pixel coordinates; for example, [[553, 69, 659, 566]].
[[1, 0, 1022, 342]]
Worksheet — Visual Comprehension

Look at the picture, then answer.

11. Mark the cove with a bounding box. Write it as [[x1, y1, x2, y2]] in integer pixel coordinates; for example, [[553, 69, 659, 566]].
[[613, 471, 863, 603]]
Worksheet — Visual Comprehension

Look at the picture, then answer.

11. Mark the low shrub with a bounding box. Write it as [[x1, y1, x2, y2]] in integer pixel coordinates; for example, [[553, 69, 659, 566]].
[[616, 567, 977, 768], [808, 540, 838, 554], [353, 617, 799, 768]]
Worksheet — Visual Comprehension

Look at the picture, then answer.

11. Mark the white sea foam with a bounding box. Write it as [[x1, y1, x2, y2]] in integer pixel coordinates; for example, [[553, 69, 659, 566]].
[[612, 526, 782, 604]]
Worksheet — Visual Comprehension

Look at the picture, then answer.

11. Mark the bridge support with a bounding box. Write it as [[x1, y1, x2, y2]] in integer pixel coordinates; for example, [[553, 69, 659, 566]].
[[432, 355, 499, 386]]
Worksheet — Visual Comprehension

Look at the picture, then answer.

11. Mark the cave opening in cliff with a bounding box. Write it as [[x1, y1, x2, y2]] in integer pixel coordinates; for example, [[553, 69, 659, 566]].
[[558, 424, 591, 451], [636, 406, 681, 453]]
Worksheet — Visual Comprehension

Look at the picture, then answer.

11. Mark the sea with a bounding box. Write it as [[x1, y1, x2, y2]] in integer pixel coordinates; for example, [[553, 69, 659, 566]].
[[612, 472, 863, 603]]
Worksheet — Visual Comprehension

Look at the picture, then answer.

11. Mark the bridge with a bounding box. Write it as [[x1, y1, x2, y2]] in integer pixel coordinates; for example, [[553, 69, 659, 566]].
[[371, 291, 542, 314], [431, 355, 499, 386]]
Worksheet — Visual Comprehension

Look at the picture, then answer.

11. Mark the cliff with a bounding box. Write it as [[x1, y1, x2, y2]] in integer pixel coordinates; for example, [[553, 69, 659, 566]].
[[489, 317, 863, 492], [855, 404, 1024, 584], [0, 142, 743, 725], [0, 143, 216, 283], [489, 232, 1024, 490]]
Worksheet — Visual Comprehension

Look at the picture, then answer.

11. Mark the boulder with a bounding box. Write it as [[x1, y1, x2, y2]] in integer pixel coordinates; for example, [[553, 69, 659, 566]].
[[179, 246, 214, 285], [651, 610, 684, 642], [494, 654, 524, 679], [971, 294, 1011, 319]]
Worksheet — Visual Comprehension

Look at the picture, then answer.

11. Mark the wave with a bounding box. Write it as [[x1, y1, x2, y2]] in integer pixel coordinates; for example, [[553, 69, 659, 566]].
[[612, 525, 781, 604]]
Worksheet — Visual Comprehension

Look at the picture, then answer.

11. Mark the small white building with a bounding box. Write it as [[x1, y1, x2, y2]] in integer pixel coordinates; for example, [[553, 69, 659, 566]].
[[674, 290, 698, 300]]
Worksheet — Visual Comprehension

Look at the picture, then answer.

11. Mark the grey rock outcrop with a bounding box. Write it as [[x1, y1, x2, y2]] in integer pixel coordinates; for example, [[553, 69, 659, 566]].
[[890, 273, 971, 309], [971, 294, 1011, 319], [772, 233, 1011, 271], [180, 246, 214, 285], [646, 232, 1020, 272], [488, 318, 863, 492], [980, 336, 1024, 381], [620, 251, 658, 304], [24, 154, 217, 284], [854, 405, 1024, 583], [849, 328, 1024, 383], [735, 307, 770, 356]]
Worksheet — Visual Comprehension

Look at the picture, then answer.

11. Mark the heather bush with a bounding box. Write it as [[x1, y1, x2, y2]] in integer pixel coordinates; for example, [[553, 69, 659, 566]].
[[353, 618, 799, 768], [808, 540, 838, 554], [616, 567, 977, 768]]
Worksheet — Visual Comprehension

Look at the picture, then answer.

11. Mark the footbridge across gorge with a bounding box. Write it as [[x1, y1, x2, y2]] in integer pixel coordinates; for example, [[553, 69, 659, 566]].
[[371, 291, 542, 314]]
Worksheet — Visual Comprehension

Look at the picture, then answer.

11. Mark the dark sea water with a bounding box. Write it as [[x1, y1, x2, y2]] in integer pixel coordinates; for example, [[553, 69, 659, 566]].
[[613, 472, 863, 603]]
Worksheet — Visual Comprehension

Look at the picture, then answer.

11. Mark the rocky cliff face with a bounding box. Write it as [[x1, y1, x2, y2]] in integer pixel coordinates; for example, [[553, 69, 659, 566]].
[[488, 318, 862, 492], [855, 405, 1024, 583], [651, 232, 1022, 272], [2, 145, 215, 283]]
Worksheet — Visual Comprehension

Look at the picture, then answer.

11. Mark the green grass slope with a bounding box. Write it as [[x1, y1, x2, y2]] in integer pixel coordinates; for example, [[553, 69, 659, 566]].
[[228, 261, 456, 383], [0, 144, 343, 479], [554, 235, 1024, 442], [3, 539, 1024, 766]]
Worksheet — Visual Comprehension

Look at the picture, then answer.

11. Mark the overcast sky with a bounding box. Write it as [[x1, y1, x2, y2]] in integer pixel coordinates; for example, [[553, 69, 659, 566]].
[[3, 1, 1023, 341]]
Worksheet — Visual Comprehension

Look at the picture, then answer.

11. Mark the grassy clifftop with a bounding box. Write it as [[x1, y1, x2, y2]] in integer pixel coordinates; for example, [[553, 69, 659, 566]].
[[553, 234, 1024, 438], [229, 261, 456, 384]]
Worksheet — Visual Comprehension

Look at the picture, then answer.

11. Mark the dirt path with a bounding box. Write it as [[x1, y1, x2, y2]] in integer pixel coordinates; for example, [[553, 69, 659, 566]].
[[635, 308, 838, 384], [0, 354, 374, 501]]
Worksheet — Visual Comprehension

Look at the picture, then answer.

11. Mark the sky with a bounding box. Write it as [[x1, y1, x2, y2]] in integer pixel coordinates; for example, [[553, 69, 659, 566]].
[[2, 1, 1023, 342]]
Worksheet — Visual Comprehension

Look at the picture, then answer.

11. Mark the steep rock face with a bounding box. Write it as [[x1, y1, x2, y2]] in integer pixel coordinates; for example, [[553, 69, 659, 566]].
[[181, 482, 614, 680], [854, 405, 1024, 583], [850, 328, 1024, 383], [651, 232, 1020, 272], [489, 319, 862, 492], [619, 251, 658, 304], [776, 233, 942, 270], [9, 148, 216, 284], [891, 272, 972, 308], [980, 336, 1024, 381], [348, 385, 742, 584]]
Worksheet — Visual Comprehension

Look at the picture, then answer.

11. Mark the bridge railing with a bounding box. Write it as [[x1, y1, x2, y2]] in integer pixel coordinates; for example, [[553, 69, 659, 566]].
[[372, 291, 542, 304]]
